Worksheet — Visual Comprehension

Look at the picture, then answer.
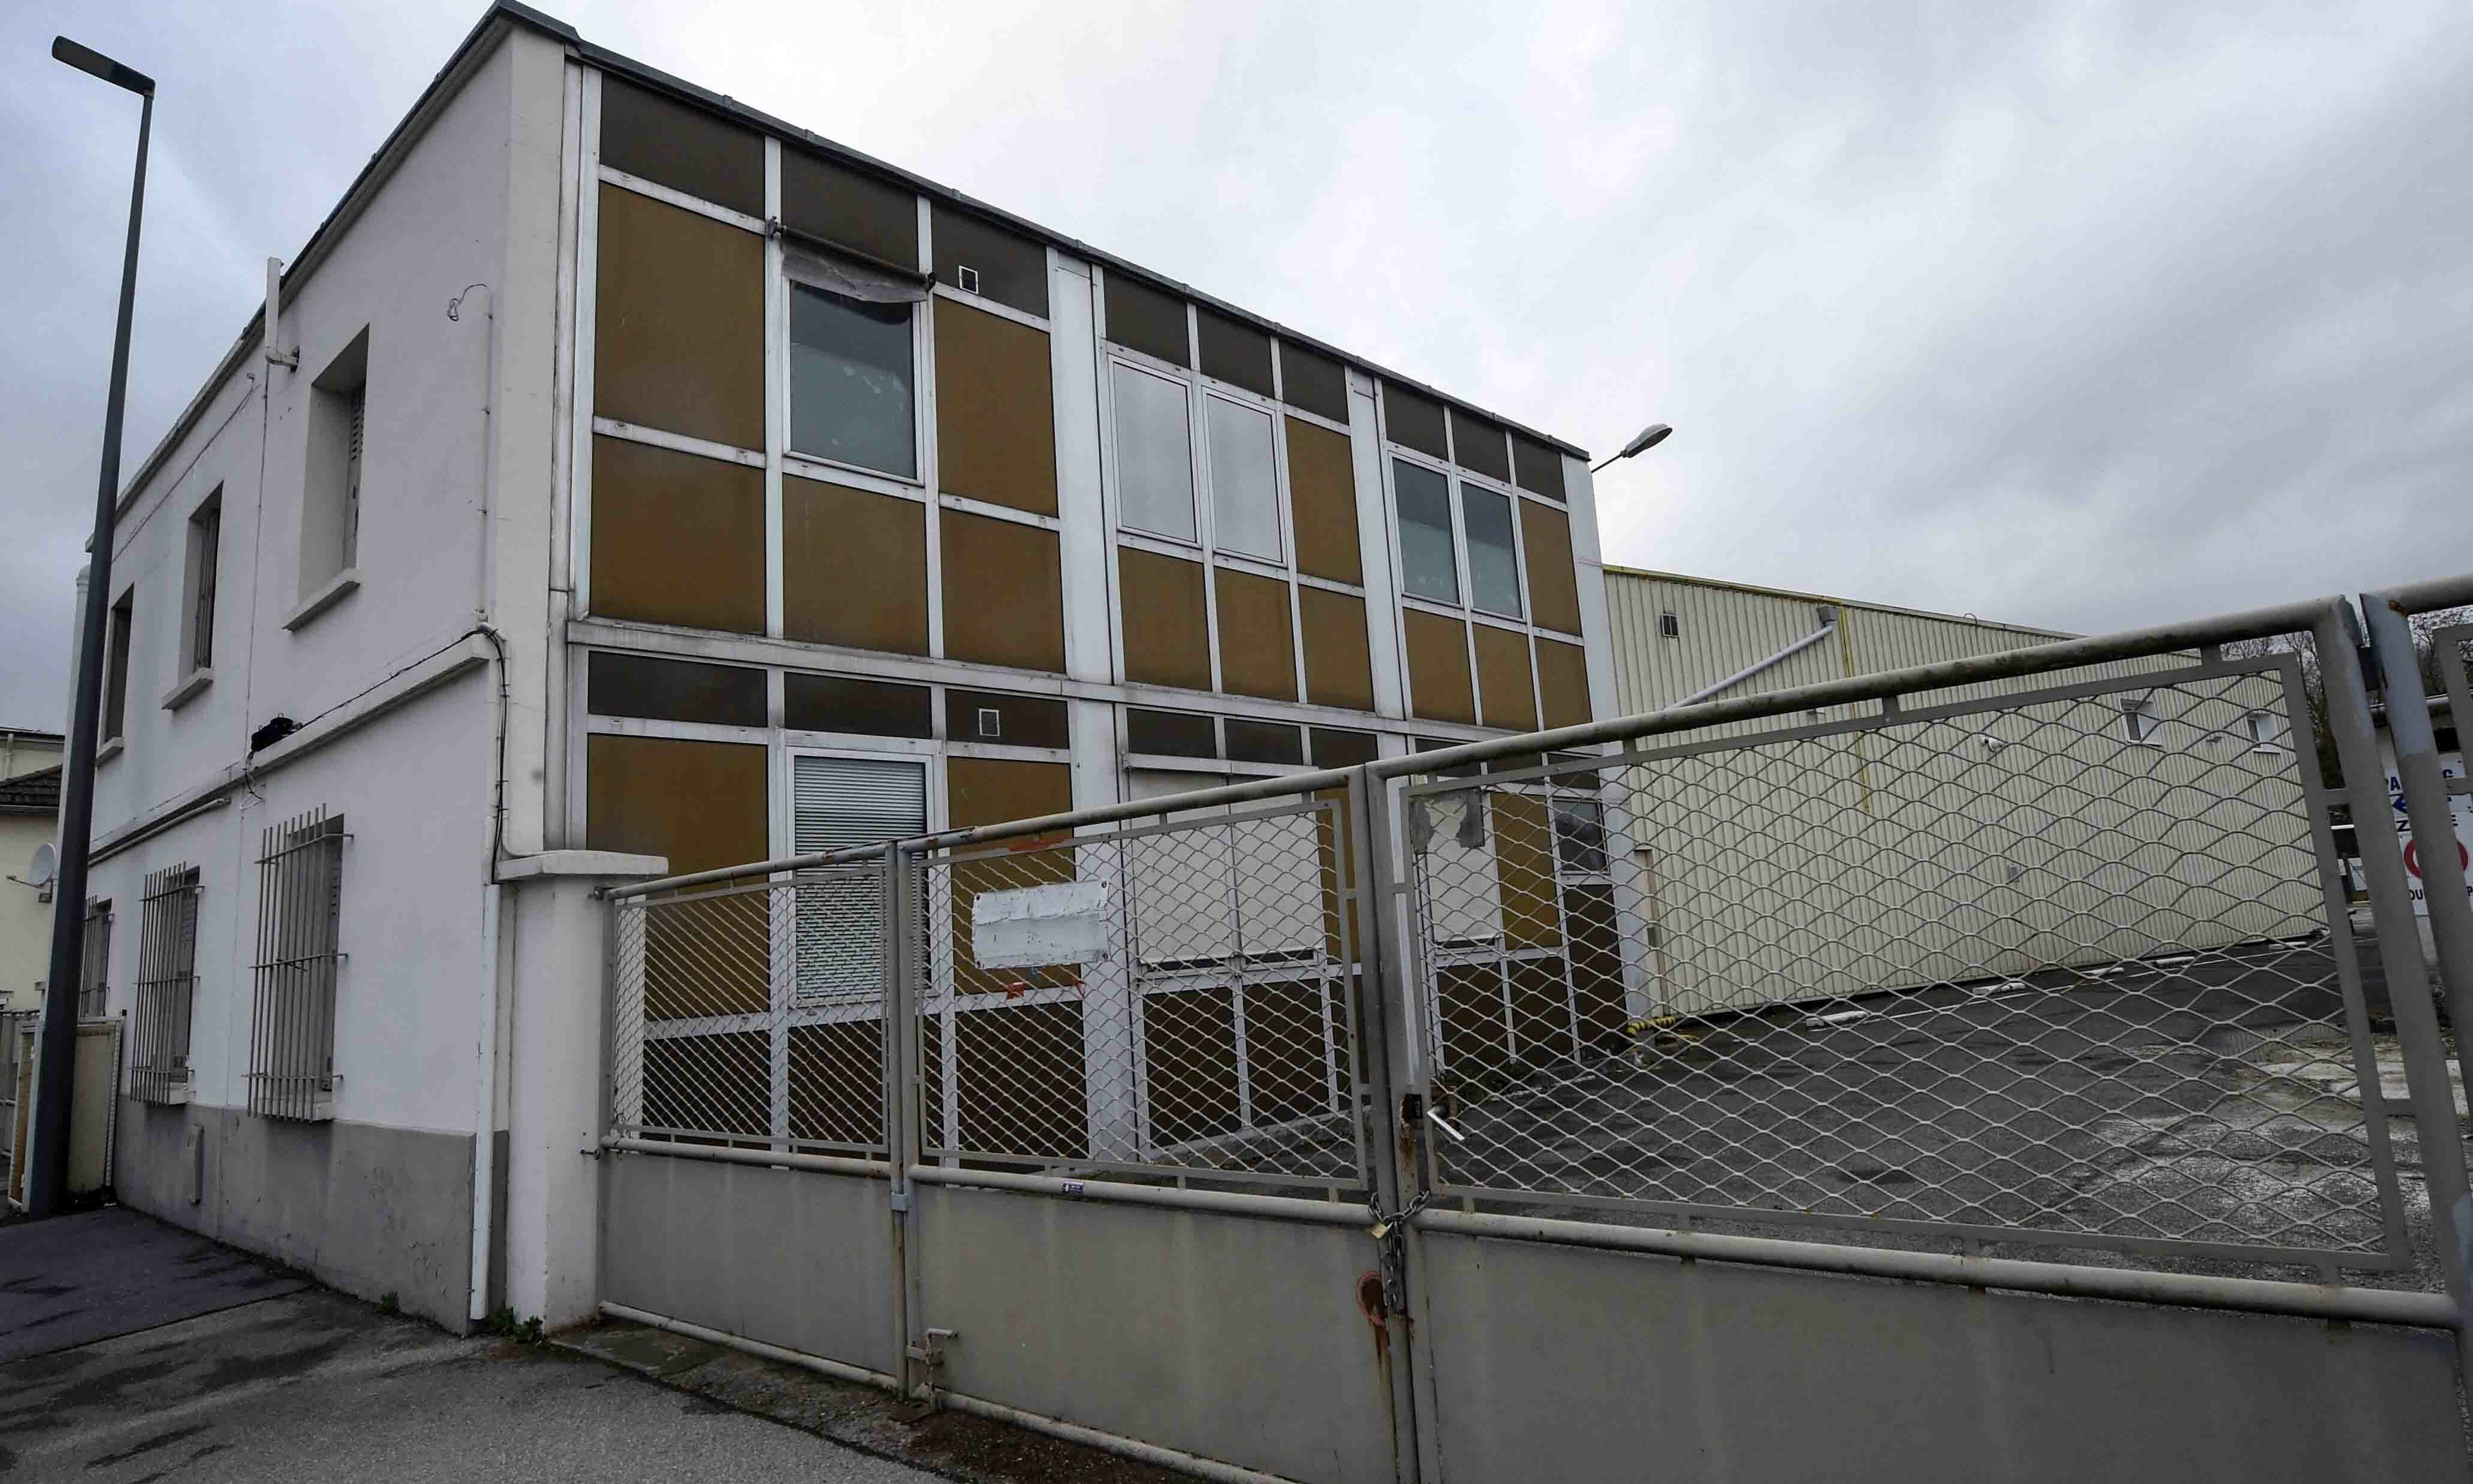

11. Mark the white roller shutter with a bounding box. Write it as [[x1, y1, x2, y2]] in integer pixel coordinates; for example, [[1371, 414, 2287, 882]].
[[792, 755, 927, 1001]]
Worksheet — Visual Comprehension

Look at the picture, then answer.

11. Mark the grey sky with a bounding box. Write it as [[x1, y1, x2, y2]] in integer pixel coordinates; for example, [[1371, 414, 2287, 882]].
[[5, 1, 2467, 731]]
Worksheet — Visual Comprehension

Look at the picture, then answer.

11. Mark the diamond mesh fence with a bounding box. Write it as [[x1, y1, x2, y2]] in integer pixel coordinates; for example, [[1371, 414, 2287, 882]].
[[915, 795, 1366, 1190], [1403, 655, 2411, 1269]]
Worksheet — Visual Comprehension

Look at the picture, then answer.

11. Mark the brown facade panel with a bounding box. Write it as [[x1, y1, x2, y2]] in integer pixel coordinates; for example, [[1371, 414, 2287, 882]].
[[1536, 637, 1593, 731], [598, 77, 764, 216], [1382, 382, 1449, 461], [1566, 885, 1628, 1050], [1103, 273, 1190, 366], [1494, 791, 1560, 950], [941, 512, 1065, 672], [644, 1031, 769, 1138], [1473, 625, 1539, 732], [780, 147, 918, 270], [1314, 787, 1361, 966], [1404, 609, 1476, 725], [1298, 587, 1376, 713], [789, 1020, 885, 1148], [1285, 417, 1362, 585], [588, 651, 765, 727], [946, 690, 1070, 750], [594, 185, 765, 451], [944, 760, 1078, 1002], [946, 756, 1072, 831], [1519, 501, 1584, 635], [590, 733, 770, 1022], [955, 1002, 1089, 1160], [1118, 548, 1211, 690], [1437, 963, 1514, 1093], [1512, 431, 1567, 502], [931, 203, 1048, 318], [1214, 567, 1297, 702], [783, 476, 928, 654], [1509, 958, 1575, 1068], [1242, 979, 1347, 1127], [785, 672, 933, 738], [589, 435, 765, 634], [1278, 343, 1351, 425], [1142, 986, 1241, 1146], [1196, 307, 1275, 398], [1449, 407, 1511, 482], [934, 301, 1058, 516]]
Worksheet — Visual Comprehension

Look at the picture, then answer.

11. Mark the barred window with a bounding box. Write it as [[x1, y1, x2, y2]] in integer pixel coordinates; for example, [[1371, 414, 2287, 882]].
[[77, 898, 113, 1020], [250, 809, 346, 1121], [132, 865, 203, 1104]]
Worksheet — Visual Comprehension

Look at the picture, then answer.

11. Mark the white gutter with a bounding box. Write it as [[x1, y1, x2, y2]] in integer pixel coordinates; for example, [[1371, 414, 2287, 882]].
[[1677, 608, 1839, 707]]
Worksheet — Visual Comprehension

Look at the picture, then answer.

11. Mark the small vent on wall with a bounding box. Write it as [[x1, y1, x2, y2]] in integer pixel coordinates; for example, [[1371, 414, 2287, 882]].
[[976, 707, 1002, 739], [1659, 613, 1679, 639], [956, 264, 981, 295]]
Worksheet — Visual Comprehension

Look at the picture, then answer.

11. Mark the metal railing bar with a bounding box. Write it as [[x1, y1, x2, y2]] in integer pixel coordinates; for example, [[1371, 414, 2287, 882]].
[[906, 1162, 1369, 1227], [604, 1137, 889, 1178], [1418, 1207, 2458, 1329], [606, 840, 894, 902]]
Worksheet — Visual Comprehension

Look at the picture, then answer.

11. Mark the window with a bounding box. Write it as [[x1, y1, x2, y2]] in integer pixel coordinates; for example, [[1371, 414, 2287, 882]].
[[303, 330, 369, 599], [1463, 486, 1522, 618], [1394, 461, 1458, 603], [132, 865, 201, 1103], [183, 492, 221, 675], [2120, 698, 2161, 746], [101, 589, 133, 747], [1113, 363, 1196, 541], [2246, 710, 2283, 750], [1660, 612, 1679, 639], [789, 282, 916, 478], [1552, 795, 1609, 875], [249, 808, 346, 1121], [77, 897, 112, 1020], [1205, 397, 1281, 560], [791, 754, 927, 1001]]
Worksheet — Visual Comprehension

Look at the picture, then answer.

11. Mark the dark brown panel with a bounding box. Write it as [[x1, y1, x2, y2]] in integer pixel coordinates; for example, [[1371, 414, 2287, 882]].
[[588, 651, 765, 726], [1449, 407, 1510, 482], [780, 147, 918, 270], [644, 1032, 769, 1138], [1196, 308, 1274, 398], [1285, 417, 1361, 586], [1214, 568, 1296, 702], [1566, 885, 1628, 1052], [586, 733, 768, 874], [1278, 343, 1350, 425], [931, 203, 1048, 318], [783, 476, 928, 653], [1104, 274, 1189, 366], [784, 673, 933, 738], [1403, 610, 1474, 725], [1474, 625, 1539, 732], [1118, 548, 1211, 690], [789, 1020, 885, 1148], [595, 185, 764, 450], [957, 1002, 1088, 1160], [1298, 587, 1375, 713], [1242, 979, 1346, 1127], [589, 435, 764, 634], [1512, 432, 1567, 501], [947, 689, 1070, 750], [1536, 637, 1593, 730], [1225, 719, 1303, 765], [1310, 727, 1379, 768], [934, 301, 1057, 516], [1509, 957, 1575, 1069], [1127, 708, 1217, 758], [1437, 962, 1513, 1094], [1382, 382, 1449, 460], [1519, 501, 1583, 635], [941, 512, 1064, 672], [1495, 791, 1560, 949], [946, 756, 1072, 829], [1314, 790, 1361, 966], [1143, 986, 1241, 1145], [598, 78, 763, 216]]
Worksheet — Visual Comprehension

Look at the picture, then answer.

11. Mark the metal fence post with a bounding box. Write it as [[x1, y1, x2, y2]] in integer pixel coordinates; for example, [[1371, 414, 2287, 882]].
[[1349, 765, 1432, 1484], [2362, 592, 2473, 1062], [2314, 600, 2473, 1379], [883, 841, 920, 1401]]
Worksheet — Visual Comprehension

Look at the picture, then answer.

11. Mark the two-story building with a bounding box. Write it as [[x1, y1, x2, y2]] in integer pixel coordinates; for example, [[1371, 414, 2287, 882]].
[[56, 1, 1617, 1329]]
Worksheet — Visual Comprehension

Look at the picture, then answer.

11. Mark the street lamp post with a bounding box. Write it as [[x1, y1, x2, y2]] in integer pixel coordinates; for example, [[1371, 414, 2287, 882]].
[[27, 37, 155, 1218]]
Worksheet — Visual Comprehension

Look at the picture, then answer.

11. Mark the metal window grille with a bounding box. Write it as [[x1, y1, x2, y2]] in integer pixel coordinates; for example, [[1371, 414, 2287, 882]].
[[131, 864, 203, 1104], [249, 809, 346, 1121], [77, 898, 113, 1020]]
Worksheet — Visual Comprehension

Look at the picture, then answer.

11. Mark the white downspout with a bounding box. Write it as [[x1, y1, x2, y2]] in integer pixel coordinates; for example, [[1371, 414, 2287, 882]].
[[454, 282, 506, 1326]]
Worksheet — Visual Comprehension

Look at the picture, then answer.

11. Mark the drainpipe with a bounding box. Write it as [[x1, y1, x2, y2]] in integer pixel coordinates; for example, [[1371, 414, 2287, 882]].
[[1678, 607, 1840, 707]]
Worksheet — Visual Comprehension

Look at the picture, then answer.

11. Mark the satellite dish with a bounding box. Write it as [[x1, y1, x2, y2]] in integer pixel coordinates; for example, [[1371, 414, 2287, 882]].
[[27, 842, 56, 888]]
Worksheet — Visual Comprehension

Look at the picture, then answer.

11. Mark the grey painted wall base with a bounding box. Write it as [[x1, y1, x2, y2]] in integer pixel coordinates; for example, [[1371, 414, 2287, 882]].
[[115, 1098, 479, 1329]]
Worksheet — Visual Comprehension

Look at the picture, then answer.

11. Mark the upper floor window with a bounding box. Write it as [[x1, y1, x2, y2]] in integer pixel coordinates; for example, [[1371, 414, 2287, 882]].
[[182, 491, 221, 675], [1462, 485, 1522, 619], [786, 253, 920, 480], [302, 330, 369, 598], [101, 588, 134, 748], [1392, 460, 1458, 604], [1112, 361, 1196, 541], [2120, 697, 2161, 746]]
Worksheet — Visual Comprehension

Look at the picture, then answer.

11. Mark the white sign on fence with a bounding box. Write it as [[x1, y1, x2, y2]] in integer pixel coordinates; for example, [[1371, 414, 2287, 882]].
[[973, 879, 1112, 968]]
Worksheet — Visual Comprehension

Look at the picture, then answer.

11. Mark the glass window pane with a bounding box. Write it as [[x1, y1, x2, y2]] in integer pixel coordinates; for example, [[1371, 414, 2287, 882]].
[[1394, 460, 1458, 604], [1206, 397, 1280, 560], [789, 283, 915, 478], [1464, 487, 1522, 618], [1113, 363, 1196, 541]]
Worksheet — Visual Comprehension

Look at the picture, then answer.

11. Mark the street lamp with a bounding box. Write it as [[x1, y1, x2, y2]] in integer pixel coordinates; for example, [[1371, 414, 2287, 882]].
[[28, 37, 155, 1219], [1590, 422, 1672, 474]]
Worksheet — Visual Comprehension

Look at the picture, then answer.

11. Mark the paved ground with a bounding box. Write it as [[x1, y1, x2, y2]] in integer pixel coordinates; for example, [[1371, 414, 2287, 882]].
[[0, 1206, 1178, 1484]]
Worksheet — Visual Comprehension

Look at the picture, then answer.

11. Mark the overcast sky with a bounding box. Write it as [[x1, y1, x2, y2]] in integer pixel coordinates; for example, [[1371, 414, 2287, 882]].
[[4, 1, 2467, 730]]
